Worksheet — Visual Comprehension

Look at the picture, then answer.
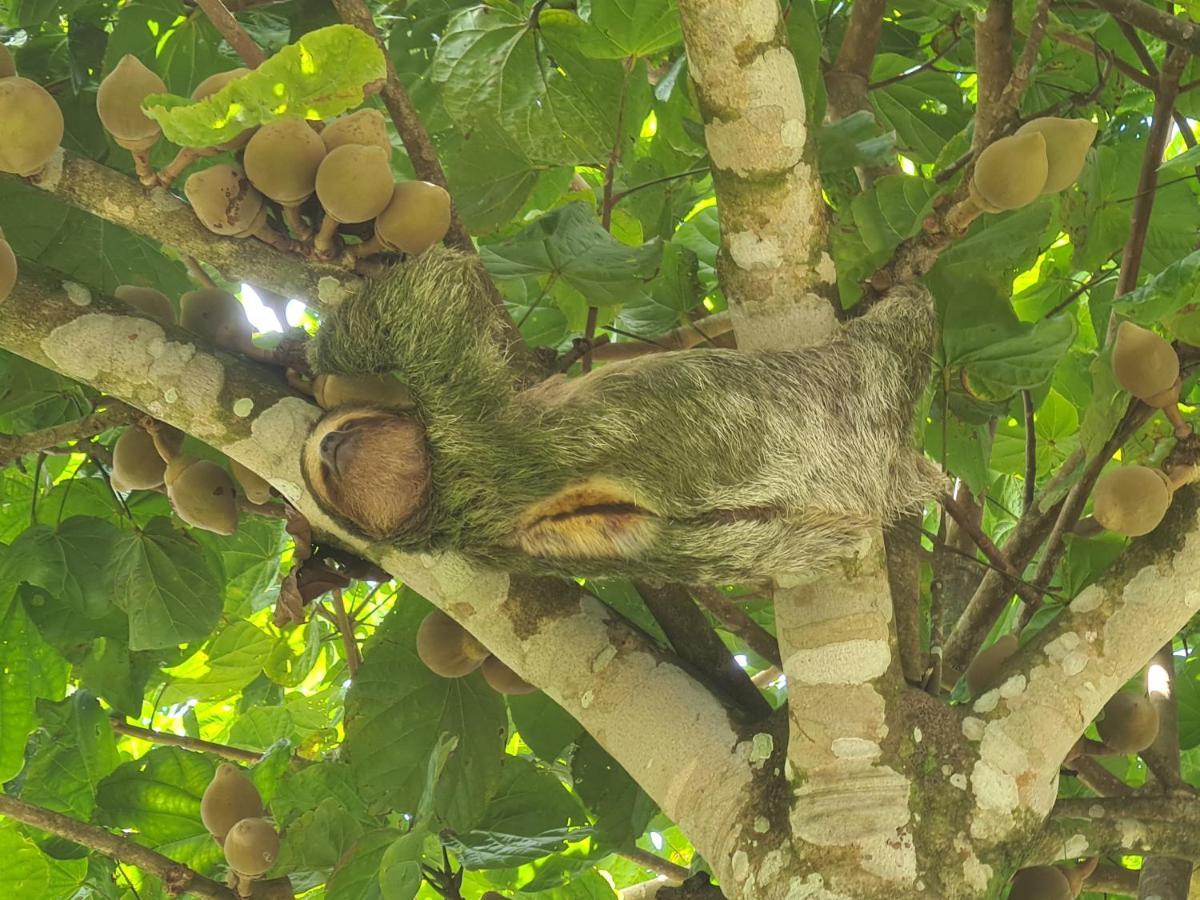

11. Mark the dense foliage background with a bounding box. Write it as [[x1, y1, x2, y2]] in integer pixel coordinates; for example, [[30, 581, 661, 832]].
[[4, 0, 1200, 897]]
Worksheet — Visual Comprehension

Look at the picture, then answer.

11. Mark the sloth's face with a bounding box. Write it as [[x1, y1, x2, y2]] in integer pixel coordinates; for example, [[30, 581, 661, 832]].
[[302, 408, 431, 540]]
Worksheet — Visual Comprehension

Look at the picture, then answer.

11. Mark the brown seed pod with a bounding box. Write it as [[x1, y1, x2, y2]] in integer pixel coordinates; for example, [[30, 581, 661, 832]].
[[96, 54, 165, 151], [0, 43, 15, 78], [1111, 321, 1180, 407], [0, 236, 15, 304], [1097, 691, 1160, 754], [184, 165, 268, 237], [243, 118, 327, 207], [964, 632, 1018, 696], [164, 457, 239, 535], [230, 459, 272, 505], [311, 373, 416, 411], [481, 655, 537, 695], [1008, 865, 1073, 900], [200, 763, 265, 841], [351, 180, 452, 259], [416, 610, 489, 678], [320, 108, 391, 154], [112, 426, 168, 490], [0, 76, 65, 177], [316, 145, 395, 225], [180, 288, 254, 349], [1092, 465, 1173, 537], [223, 817, 279, 877], [1015, 117, 1098, 194], [114, 285, 175, 328], [971, 132, 1049, 212]]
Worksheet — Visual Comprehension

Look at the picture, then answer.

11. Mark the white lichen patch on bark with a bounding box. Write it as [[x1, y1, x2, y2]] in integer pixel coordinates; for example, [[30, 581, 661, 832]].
[[318, 275, 353, 307], [226, 396, 321, 503], [63, 282, 92, 306], [962, 717, 986, 741], [783, 872, 854, 900], [704, 48, 806, 177], [731, 296, 840, 354], [786, 639, 892, 684], [43, 314, 224, 421], [1063, 834, 1090, 858], [792, 760, 916, 882], [954, 834, 993, 892]]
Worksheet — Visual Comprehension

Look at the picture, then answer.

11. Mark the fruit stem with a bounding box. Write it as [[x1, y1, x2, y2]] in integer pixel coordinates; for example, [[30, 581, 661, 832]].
[[312, 213, 342, 260], [348, 232, 388, 260], [1071, 515, 1104, 538], [249, 221, 301, 255], [282, 204, 314, 242], [1161, 403, 1193, 439], [129, 147, 158, 187], [156, 147, 206, 189]]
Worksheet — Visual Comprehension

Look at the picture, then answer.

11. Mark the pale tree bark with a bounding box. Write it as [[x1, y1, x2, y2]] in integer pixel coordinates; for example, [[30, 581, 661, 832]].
[[0, 270, 770, 891], [675, 0, 837, 351]]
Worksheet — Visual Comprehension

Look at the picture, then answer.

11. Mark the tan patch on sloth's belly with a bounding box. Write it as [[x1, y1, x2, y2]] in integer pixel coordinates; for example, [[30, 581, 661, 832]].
[[511, 478, 658, 559]]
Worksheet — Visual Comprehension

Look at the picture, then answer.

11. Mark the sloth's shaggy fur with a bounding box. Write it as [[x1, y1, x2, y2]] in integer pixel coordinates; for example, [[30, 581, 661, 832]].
[[306, 246, 943, 584]]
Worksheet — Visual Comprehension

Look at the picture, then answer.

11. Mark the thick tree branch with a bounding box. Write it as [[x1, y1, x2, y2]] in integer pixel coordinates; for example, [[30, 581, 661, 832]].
[[1040, 795, 1200, 861], [970, 490, 1200, 834], [675, 0, 836, 350], [973, 0, 1014, 149], [2, 152, 361, 307], [1090, 0, 1200, 58], [0, 271, 765, 889], [0, 400, 138, 466], [0, 794, 236, 899], [195, 0, 266, 67], [618, 847, 690, 883], [826, 0, 885, 120]]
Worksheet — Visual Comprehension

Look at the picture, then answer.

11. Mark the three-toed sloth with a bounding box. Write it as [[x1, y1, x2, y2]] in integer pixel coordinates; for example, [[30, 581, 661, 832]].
[[301, 247, 942, 585]]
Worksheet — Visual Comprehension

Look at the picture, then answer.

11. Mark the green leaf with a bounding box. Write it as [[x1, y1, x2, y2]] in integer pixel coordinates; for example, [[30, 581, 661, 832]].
[[229, 706, 293, 751], [509, 694, 583, 763], [571, 736, 656, 848], [0, 576, 69, 783], [379, 828, 428, 900], [575, 0, 682, 59], [21, 691, 121, 819], [432, 7, 626, 166], [161, 619, 274, 703], [1113, 249, 1200, 324], [481, 203, 662, 308], [77, 638, 158, 716], [0, 827, 87, 900], [0, 181, 192, 299], [445, 756, 591, 868], [109, 518, 223, 651], [273, 761, 372, 824], [1176, 657, 1200, 751], [278, 796, 367, 871], [193, 514, 287, 616], [344, 594, 506, 828], [870, 62, 969, 163], [327, 829, 402, 900], [143, 25, 387, 147], [817, 111, 897, 175], [95, 747, 223, 874]]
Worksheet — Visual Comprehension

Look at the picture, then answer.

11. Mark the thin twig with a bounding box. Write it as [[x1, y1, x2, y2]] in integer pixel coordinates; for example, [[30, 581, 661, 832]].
[[110, 718, 265, 763], [942, 492, 1041, 606], [691, 586, 783, 669], [869, 33, 964, 89], [617, 847, 690, 882], [1022, 390, 1036, 514], [0, 794, 236, 899], [183, 255, 218, 289], [1090, 0, 1200, 57], [194, 0, 266, 67], [0, 400, 138, 467], [330, 588, 362, 675], [993, 0, 1053, 125]]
